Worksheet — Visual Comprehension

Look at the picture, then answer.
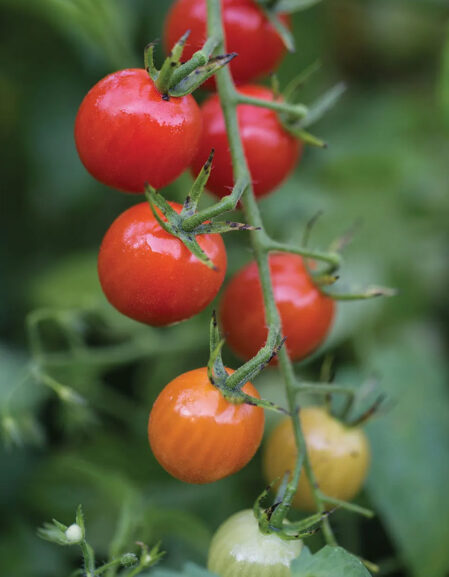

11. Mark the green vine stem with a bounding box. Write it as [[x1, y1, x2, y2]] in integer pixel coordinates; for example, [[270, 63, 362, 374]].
[[206, 0, 337, 543]]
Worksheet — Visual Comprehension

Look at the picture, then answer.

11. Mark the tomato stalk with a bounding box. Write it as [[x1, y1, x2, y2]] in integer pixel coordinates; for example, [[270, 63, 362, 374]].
[[265, 239, 341, 268], [234, 91, 308, 118], [293, 382, 357, 396], [206, 0, 337, 544]]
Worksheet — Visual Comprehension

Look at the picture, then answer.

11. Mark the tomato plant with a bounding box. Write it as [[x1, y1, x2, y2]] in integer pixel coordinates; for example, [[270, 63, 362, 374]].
[[208, 509, 303, 577], [148, 368, 265, 483], [164, 0, 289, 88], [8, 0, 423, 573], [75, 68, 202, 193], [98, 202, 226, 326], [191, 85, 301, 199], [220, 253, 335, 361], [263, 407, 370, 511]]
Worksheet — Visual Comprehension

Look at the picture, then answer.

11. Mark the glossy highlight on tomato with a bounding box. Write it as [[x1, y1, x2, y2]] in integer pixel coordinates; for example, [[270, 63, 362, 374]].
[[220, 254, 335, 362], [208, 509, 302, 577], [191, 85, 301, 199], [263, 407, 370, 511], [75, 69, 202, 193], [98, 202, 226, 326], [164, 0, 290, 88], [148, 368, 264, 484]]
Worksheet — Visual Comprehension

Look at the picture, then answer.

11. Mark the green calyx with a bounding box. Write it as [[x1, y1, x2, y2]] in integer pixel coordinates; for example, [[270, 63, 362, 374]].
[[144, 31, 236, 98], [145, 151, 257, 270], [280, 82, 347, 147], [230, 65, 346, 149], [253, 482, 335, 541], [206, 312, 288, 415], [281, 208, 397, 302]]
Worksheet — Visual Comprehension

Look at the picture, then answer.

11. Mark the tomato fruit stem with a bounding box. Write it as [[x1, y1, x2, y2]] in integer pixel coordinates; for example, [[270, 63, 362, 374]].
[[207, 312, 288, 415]]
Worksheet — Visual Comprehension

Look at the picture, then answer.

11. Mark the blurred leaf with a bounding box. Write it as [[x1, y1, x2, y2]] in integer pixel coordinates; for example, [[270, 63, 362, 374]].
[[291, 546, 370, 576], [150, 562, 217, 577], [0, 346, 47, 448], [29, 252, 102, 310], [143, 508, 211, 554], [0, 0, 135, 69], [440, 24, 449, 128], [0, 517, 69, 577], [364, 327, 449, 577]]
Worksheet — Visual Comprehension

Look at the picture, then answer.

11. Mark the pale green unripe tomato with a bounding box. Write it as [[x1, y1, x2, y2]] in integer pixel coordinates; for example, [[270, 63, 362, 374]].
[[208, 509, 302, 577]]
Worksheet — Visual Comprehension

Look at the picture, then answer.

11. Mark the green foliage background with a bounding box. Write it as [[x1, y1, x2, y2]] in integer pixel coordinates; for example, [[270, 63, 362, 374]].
[[1, 1, 448, 576]]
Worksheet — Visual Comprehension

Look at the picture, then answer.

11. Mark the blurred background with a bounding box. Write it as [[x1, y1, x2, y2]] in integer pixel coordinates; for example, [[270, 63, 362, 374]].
[[1, 0, 448, 576]]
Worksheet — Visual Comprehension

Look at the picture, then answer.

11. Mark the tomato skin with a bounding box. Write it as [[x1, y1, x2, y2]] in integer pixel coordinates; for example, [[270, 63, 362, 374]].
[[74, 69, 201, 193], [164, 0, 290, 88], [263, 407, 370, 511], [191, 86, 301, 199], [208, 509, 302, 577], [148, 368, 264, 484], [220, 254, 335, 362], [98, 202, 226, 326]]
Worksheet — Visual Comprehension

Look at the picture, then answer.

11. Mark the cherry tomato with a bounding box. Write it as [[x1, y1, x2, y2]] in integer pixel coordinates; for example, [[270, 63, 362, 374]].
[[75, 69, 201, 193], [208, 509, 302, 577], [220, 254, 335, 362], [164, 0, 290, 89], [148, 368, 264, 484], [191, 86, 301, 199], [98, 202, 226, 326], [263, 407, 370, 511]]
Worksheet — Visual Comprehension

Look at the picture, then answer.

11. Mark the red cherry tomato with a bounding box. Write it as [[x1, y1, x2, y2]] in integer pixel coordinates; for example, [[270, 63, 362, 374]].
[[164, 0, 290, 88], [98, 202, 226, 326], [148, 367, 265, 484], [75, 69, 201, 193], [220, 254, 335, 362], [191, 85, 301, 199]]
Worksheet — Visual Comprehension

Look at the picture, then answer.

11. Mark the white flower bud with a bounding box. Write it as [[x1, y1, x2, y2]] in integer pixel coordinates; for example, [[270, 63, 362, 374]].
[[65, 523, 83, 543]]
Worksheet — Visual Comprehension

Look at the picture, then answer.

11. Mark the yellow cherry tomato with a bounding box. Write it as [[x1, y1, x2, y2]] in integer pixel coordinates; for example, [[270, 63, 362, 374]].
[[263, 406, 370, 511]]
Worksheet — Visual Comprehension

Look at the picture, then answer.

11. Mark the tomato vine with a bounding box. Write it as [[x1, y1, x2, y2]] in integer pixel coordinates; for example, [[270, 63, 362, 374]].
[[206, 0, 337, 542]]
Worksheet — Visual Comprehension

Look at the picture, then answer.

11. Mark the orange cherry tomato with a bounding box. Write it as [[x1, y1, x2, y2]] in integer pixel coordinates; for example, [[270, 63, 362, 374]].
[[263, 407, 370, 511], [148, 367, 265, 484]]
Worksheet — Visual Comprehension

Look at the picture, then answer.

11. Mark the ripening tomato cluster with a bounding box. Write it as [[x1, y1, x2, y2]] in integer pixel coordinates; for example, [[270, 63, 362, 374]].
[[74, 0, 332, 341], [73, 0, 369, 522]]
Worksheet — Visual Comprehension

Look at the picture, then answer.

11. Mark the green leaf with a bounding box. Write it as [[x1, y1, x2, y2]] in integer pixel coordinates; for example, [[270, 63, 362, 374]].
[[150, 562, 217, 577], [291, 546, 370, 576], [440, 24, 449, 128], [364, 329, 449, 577], [0, 0, 135, 68], [29, 252, 101, 310]]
